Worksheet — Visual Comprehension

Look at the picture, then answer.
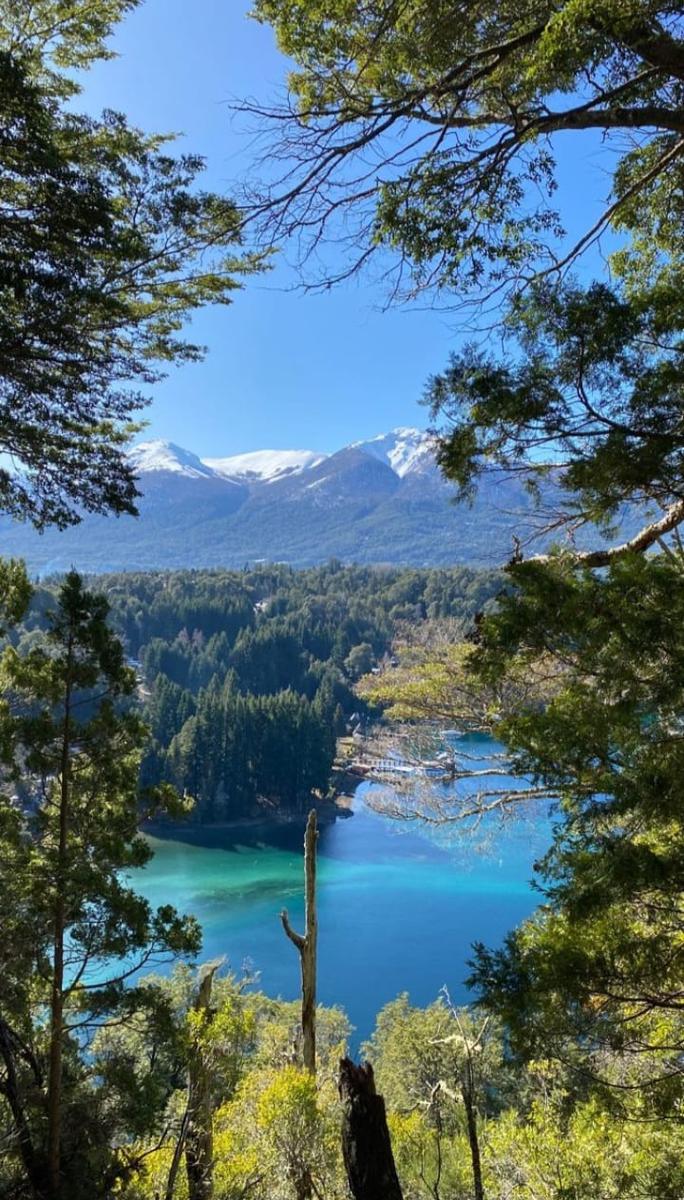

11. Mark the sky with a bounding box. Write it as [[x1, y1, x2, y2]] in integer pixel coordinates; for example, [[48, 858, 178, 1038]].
[[81, 0, 616, 457]]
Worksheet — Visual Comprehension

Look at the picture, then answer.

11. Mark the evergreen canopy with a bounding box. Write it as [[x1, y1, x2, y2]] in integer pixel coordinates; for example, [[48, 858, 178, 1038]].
[[0, 0, 257, 530]]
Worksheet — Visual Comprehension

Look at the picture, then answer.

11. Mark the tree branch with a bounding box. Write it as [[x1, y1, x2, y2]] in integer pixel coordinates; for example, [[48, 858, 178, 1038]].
[[280, 908, 306, 952], [525, 497, 684, 568], [616, 20, 684, 83]]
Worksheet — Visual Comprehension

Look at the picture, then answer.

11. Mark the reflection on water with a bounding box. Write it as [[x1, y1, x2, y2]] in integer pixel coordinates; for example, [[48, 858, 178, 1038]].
[[134, 736, 551, 1042]]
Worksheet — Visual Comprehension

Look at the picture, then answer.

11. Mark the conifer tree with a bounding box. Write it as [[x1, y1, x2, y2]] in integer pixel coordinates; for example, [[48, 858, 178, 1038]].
[[0, 571, 200, 1199], [0, 0, 258, 530]]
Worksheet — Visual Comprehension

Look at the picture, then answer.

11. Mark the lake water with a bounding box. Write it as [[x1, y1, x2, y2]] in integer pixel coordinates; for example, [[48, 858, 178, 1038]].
[[135, 736, 550, 1042]]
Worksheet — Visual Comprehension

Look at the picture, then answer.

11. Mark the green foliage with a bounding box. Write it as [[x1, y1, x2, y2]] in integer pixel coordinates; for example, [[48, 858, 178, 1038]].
[[75, 981, 684, 1200], [123, 564, 501, 820], [229, 1064, 342, 1199], [165, 686, 335, 818], [388, 1109, 473, 1200], [0, 0, 259, 530], [367, 993, 505, 1120], [0, 1, 142, 82], [117, 975, 350, 1200], [242, 7, 684, 1176], [0, 572, 199, 1198], [0, 558, 31, 633], [448, 548, 684, 1116], [249, 0, 684, 300], [358, 628, 554, 730], [426, 280, 684, 539], [485, 1083, 684, 1200]]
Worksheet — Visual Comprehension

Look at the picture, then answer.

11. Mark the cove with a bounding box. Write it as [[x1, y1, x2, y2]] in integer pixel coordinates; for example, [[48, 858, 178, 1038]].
[[134, 736, 550, 1042]]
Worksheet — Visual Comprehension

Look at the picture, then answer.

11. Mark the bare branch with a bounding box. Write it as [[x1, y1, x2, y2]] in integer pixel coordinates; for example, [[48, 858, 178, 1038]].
[[279, 909, 305, 952]]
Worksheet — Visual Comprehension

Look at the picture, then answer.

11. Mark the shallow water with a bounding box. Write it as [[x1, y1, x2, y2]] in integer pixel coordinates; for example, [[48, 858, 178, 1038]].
[[134, 736, 550, 1041]]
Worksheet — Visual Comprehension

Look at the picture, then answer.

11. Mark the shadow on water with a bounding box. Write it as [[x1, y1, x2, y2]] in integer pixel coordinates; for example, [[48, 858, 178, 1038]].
[[144, 816, 315, 854], [144, 797, 466, 866]]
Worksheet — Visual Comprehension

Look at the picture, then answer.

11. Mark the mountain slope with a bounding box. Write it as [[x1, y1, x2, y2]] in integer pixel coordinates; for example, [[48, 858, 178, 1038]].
[[0, 428, 623, 573]]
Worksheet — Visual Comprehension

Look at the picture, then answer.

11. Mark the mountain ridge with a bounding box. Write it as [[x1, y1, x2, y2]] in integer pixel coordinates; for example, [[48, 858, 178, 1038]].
[[121, 428, 435, 485], [0, 427, 621, 574]]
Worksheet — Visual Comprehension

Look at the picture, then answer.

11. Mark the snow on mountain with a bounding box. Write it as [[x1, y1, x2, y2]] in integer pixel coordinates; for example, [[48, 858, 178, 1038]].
[[203, 448, 327, 483], [351, 427, 435, 477], [129, 430, 436, 487], [6, 426, 629, 574], [128, 440, 218, 479]]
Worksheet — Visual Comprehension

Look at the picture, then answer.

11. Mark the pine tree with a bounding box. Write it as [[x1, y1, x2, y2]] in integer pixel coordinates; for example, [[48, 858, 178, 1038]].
[[0, 572, 200, 1199]]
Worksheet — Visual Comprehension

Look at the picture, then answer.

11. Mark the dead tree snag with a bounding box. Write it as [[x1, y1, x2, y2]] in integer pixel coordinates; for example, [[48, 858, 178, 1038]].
[[281, 809, 318, 1074]]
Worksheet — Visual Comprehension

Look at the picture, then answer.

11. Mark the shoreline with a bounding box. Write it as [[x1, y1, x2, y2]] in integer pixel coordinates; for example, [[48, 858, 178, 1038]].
[[143, 787, 361, 842]]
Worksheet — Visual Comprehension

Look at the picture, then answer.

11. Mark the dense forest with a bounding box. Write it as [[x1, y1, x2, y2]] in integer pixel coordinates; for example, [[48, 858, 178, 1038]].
[[4, 2, 684, 1200], [9, 564, 502, 822]]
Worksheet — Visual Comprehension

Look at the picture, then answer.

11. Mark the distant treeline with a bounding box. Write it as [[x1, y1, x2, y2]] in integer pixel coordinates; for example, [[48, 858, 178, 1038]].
[[14, 563, 503, 821]]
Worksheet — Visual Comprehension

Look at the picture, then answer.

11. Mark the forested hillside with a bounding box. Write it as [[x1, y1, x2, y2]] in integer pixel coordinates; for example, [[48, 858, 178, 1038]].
[[9, 564, 503, 822]]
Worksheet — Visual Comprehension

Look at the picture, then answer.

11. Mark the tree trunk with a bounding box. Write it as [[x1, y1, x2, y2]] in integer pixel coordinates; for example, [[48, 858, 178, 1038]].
[[46, 900, 65, 1199], [47, 650, 73, 1200], [301, 809, 317, 1075], [280, 809, 318, 1074], [164, 1108, 189, 1200], [462, 1068, 484, 1200], [185, 965, 219, 1200], [0, 1020, 47, 1198], [338, 1059, 403, 1200]]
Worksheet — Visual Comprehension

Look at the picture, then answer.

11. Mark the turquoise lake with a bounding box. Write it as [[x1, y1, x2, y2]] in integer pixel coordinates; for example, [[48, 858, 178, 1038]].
[[135, 736, 550, 1042]]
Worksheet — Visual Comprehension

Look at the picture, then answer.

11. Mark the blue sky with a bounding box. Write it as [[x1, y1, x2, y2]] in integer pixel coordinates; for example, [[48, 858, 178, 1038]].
[[82, 0, 615, 457]]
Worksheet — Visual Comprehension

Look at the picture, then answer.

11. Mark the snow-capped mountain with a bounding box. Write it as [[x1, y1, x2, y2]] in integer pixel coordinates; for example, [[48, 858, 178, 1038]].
[[127, 440, 217, 479], [350, 427, 436, 477], [2, 426, 624, 575], [204, 448, 326, 484], [124, 428, 435, 485]]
